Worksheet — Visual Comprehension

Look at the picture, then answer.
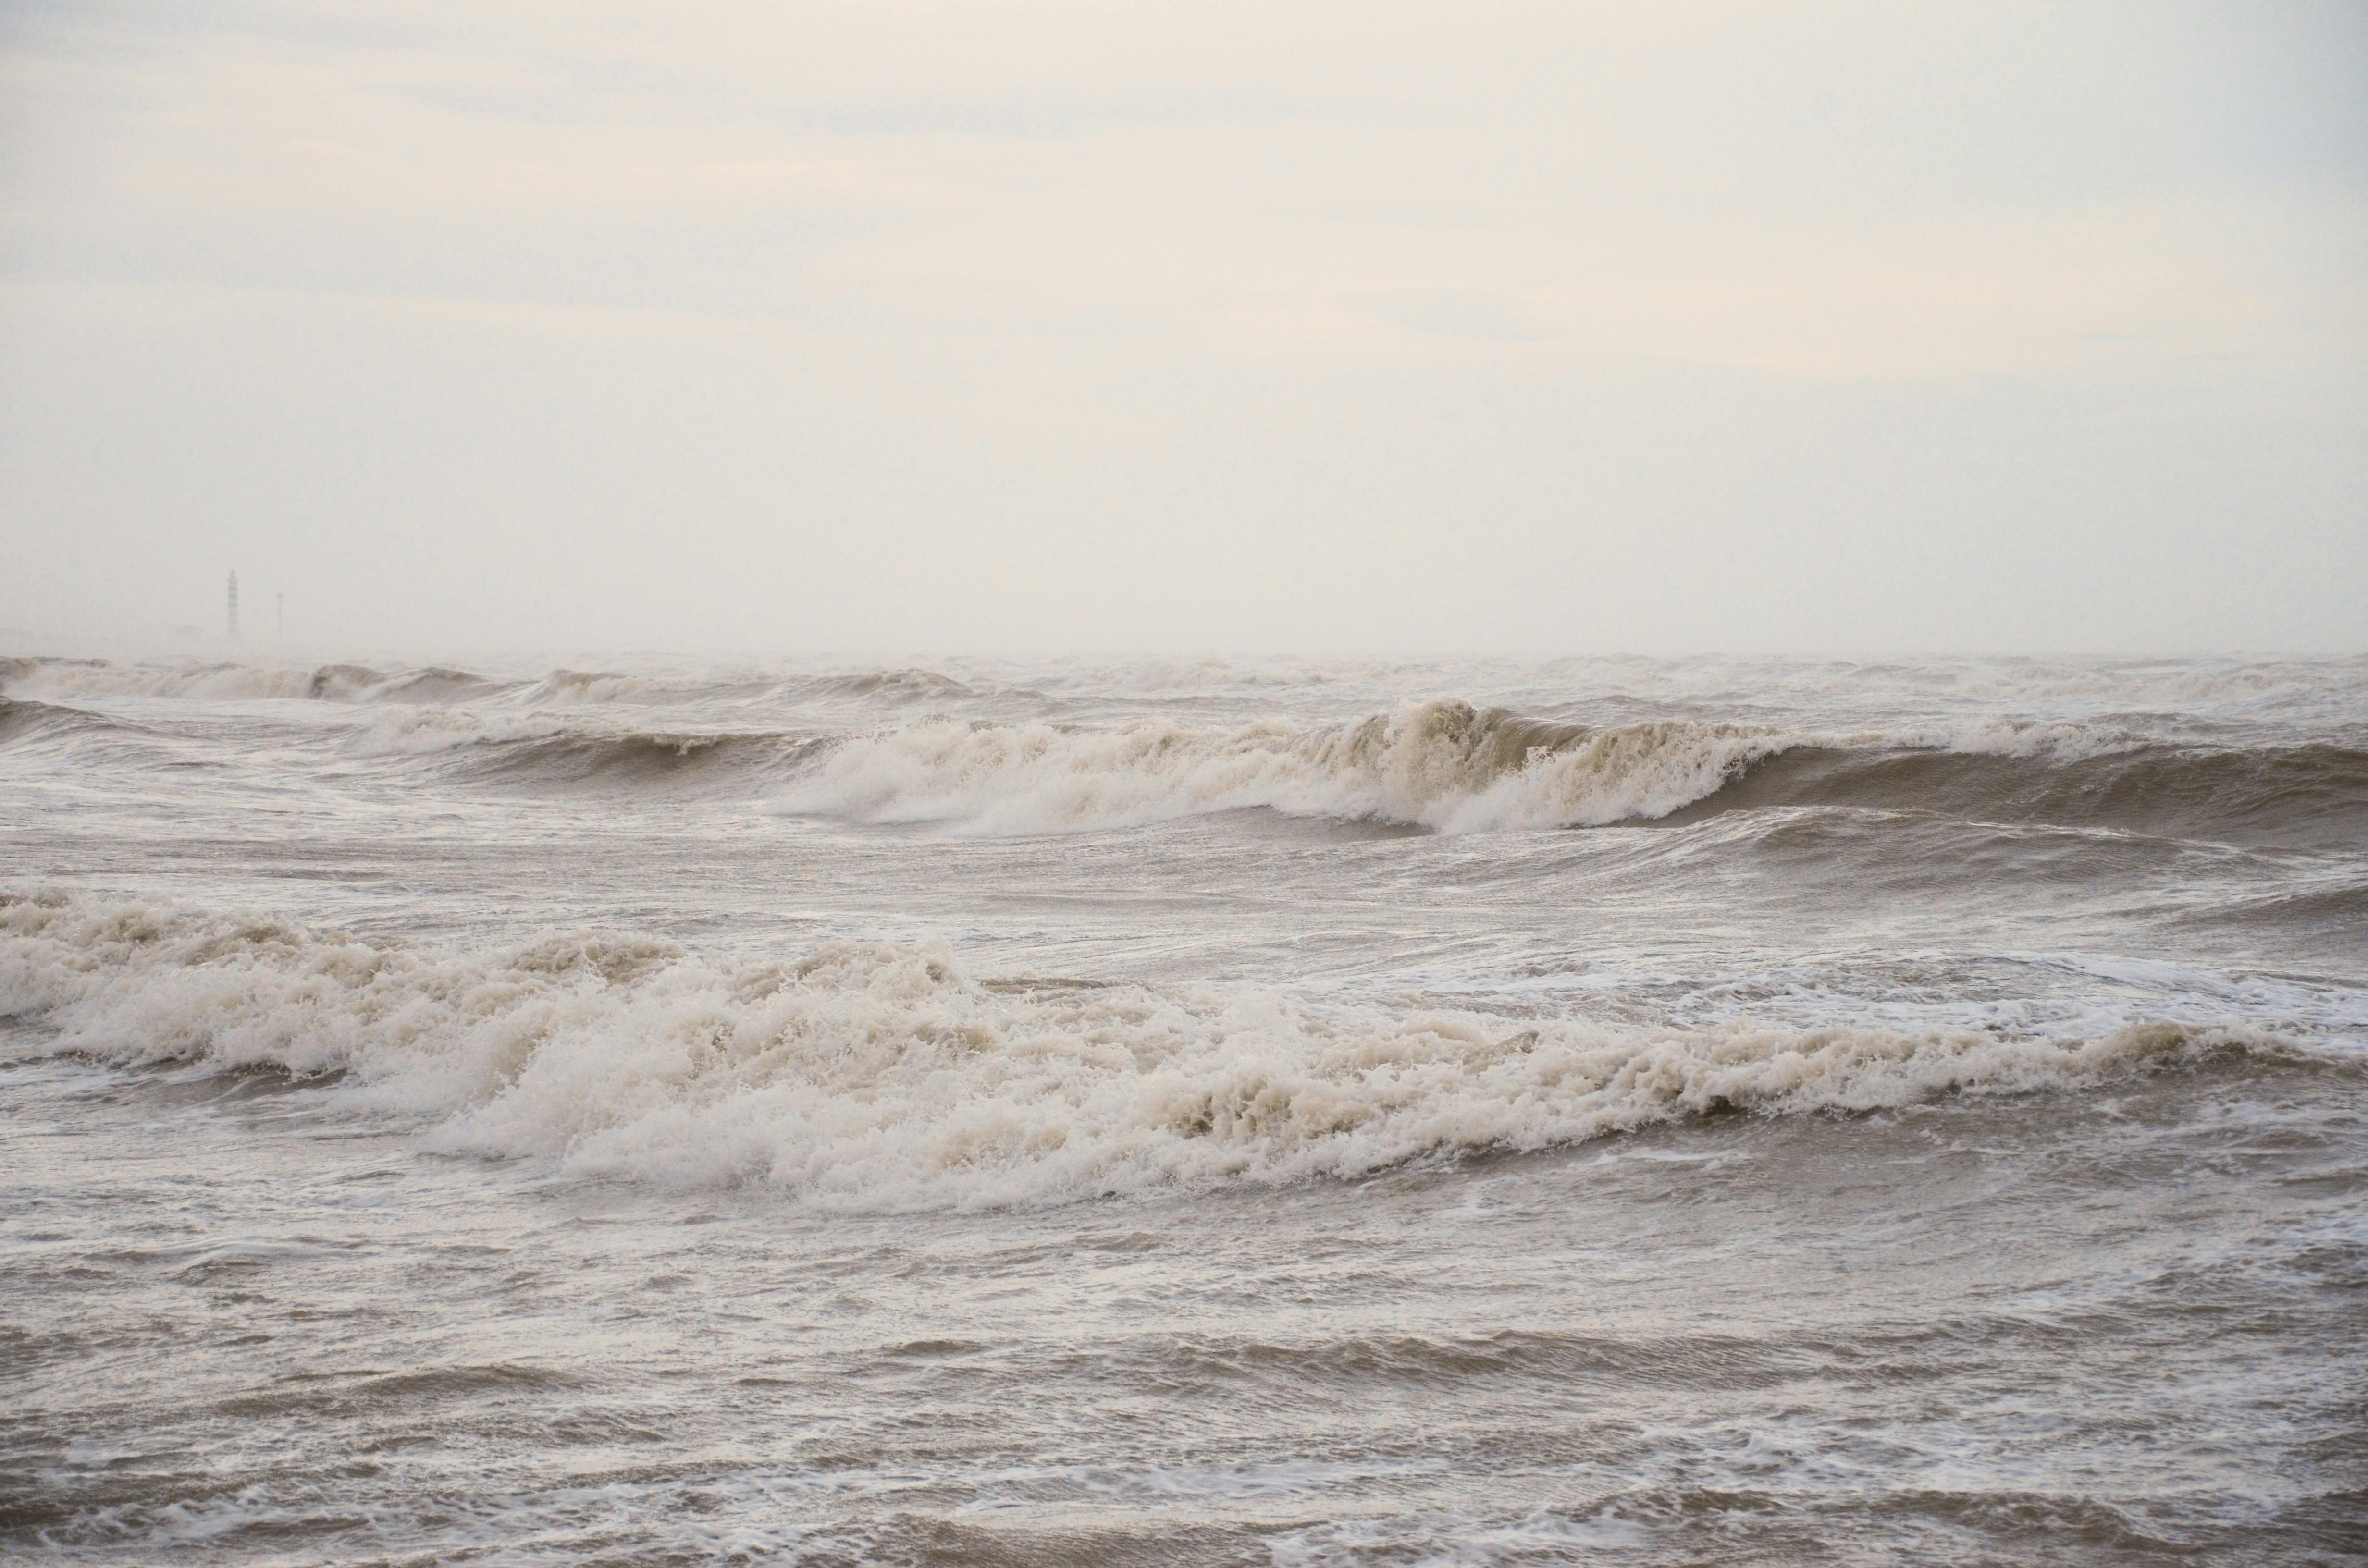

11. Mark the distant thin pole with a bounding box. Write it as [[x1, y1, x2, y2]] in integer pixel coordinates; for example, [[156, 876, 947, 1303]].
[[228, 571, 239, 641], [278, 593, 284, 648]]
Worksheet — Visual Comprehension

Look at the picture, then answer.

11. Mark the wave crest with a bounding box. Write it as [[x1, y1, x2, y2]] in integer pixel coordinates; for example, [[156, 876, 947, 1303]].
[[763, 699, 2365, 845], [0, 658, 502, 704], [770, 700, 1784, 834], [0, 696, 138, 747], [342, 708, 827, 793], [0, 889, 2288, 1209]]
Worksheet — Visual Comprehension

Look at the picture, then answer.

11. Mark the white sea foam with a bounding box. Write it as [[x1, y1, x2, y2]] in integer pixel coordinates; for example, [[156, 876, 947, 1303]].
[[0, 889, 2295, 1210]]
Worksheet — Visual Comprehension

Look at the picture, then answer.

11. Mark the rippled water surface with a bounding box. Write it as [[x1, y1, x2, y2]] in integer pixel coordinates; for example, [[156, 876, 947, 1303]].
[[3, 651, 2364, 1563]]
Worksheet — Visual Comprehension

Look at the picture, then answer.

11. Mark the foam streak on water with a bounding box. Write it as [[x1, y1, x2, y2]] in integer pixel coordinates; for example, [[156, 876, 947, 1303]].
[[2, 651, 2364, 1565]]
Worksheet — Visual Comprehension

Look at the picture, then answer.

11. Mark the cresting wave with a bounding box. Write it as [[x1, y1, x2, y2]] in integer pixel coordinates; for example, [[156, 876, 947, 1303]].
[[771, 702, 1789, 834], [0, 889, 2296, 1209], [767, 699, 2368, 841], [426, 727, 828, 793], [0, 656, 993, 710], [0, 656, 502, 703], [0, 696, 139, 747], [8, 668, 2362, 843], [344, 706, 828, 789]]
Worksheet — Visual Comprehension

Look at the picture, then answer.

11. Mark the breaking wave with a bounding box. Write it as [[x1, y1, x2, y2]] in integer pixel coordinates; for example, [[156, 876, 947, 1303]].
[[340, 708, 828, 792], [0, 889, 2306, 1209], [765, 699, 2364, 842], [524, 665, 986, 708], [0, 656, 1001, 712], [528, 669, 672, 704], [1664, 740, 2368, 851], [308, 663, 497, 702], [434, 729, 828, 793], [800, 668, 981, 703], [770, 702, 1786, 835], [0, 696, 138, 748], [0, 658, 317, 701], [0, 658, 505, 704]]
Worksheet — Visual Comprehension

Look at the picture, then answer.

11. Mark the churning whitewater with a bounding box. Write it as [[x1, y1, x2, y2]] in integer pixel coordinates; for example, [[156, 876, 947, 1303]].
[[0, 887, 2301, 1209], [3, 651, 2364, 1566]]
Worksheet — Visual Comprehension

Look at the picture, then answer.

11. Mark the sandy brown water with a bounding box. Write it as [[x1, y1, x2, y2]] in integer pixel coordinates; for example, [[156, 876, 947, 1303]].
[[3, 651, 2364, 1563]]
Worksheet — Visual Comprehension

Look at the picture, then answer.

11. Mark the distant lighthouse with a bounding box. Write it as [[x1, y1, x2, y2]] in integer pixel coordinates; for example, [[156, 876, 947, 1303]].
[[227, 571, 239, 641]]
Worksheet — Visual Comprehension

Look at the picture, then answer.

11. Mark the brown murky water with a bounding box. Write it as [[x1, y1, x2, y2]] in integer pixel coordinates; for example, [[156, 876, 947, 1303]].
[[4, 651, 2364, 1563]]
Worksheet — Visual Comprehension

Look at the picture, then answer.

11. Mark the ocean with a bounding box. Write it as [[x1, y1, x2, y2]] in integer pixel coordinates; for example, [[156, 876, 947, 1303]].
[[2, 650, 2362, 1565]]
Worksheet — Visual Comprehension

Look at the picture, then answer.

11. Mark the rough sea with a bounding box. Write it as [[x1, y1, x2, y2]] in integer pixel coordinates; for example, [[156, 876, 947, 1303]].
[[3, 650, 2363, 1566]]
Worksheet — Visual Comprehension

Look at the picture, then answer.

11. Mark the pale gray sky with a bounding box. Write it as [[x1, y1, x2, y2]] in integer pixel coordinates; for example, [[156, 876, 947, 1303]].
[[3, 1, 2363, 654]]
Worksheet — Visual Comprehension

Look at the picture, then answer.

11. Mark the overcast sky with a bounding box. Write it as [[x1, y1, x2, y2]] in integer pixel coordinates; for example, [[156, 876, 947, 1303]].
[[2, 1, 2362, 655]]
